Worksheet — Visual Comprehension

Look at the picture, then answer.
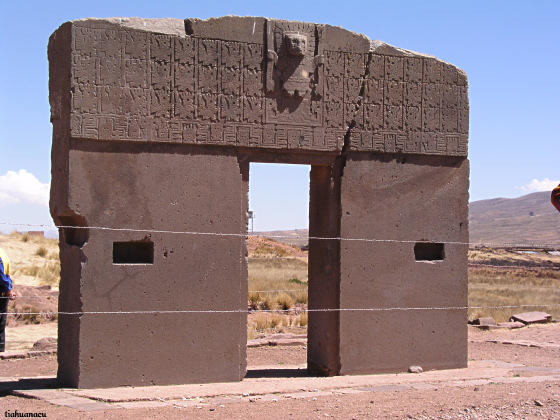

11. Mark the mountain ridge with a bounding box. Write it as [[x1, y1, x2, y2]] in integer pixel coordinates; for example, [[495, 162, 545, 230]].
[[255, 191, 560, 248], [469, 191, 560, 247]]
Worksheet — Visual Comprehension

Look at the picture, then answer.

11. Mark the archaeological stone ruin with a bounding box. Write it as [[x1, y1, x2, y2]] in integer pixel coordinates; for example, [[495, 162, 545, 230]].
[[48, 16, 469, 388]]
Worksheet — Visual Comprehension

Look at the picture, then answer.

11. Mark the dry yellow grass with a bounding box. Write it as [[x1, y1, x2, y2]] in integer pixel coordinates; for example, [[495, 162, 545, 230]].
[[247, 310, 308, 338], [35, 245, 48, 257], [468, 247, 560, 267], [36, 260, 61, 286], [275, 292, 294, 310], [4, 231, 557, 338], [5, 231, 61, 288], [468, 266, 560, 322], [247, 256, 309, 337], [248, 257, 308, 310], [298, 311, 308, 327]]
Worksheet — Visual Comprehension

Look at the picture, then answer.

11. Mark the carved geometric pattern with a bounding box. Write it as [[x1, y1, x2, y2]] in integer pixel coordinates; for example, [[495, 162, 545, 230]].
[[354, 54, 468, 156], [70, 25, 467, 156]]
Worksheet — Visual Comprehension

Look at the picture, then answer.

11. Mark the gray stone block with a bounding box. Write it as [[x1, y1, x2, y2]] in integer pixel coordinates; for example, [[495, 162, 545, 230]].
[[510, 312, 552, 325], [49, 16, 469, 388]]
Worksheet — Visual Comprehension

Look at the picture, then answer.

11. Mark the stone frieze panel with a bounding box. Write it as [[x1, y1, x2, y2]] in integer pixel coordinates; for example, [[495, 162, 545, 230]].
[[68, 23, 468, 156]]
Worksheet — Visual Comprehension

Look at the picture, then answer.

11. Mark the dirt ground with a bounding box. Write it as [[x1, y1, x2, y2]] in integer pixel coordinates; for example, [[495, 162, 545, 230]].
[[1, 324, 559, 419], [2, 233, 559, 418]]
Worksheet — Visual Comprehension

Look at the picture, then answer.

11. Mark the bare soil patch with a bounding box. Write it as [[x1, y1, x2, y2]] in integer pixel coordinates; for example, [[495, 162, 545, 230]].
[[1, 233, 559, 417], [1, 324, 559, 418], [248, 235, 307, 258]]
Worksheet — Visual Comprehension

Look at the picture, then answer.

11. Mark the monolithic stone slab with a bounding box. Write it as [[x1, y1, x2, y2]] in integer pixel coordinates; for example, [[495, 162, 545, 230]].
[[497, 321, 525, 329], [471, 317, 497, 326], [510, 312, 552, 325], [338, 153, 469, 374], [52, 16, 467, 156], [49, 16, 470, 388]]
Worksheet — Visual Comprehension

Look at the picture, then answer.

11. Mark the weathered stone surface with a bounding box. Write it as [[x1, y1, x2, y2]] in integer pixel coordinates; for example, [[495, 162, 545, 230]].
[[53, 15, 467, 157], [338, 154, 469, 374], [510, 312, 552, 325], [496, 321, 525, 329], [409, 366, 423, 373], [31, 337, 58, 351], [49, 16, 469, 388], [471, 317, 497, 326]]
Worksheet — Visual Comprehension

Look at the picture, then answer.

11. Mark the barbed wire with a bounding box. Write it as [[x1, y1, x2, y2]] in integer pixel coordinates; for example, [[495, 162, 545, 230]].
[[468, 264, 560, 270], [2, 221, 559, 318], [3, 303, 560, 316], [2, 221, 560, 249]]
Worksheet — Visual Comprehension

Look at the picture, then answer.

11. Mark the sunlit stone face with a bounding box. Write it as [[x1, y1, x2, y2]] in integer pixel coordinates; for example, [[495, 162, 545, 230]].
[[285, 32, 307, 56]]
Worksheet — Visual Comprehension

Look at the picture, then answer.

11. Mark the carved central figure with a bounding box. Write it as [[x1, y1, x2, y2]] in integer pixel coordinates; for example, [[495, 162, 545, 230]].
[[266, 24, 324, 98], [285, 32, 307, 56]]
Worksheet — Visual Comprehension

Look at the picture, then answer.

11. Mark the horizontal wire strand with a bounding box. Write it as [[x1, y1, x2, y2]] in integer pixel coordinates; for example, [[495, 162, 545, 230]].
[[4, 303, 560, 316], [0, 290, 309, 299], [2, 221, 559, 316], [2, 221, 560, 249]]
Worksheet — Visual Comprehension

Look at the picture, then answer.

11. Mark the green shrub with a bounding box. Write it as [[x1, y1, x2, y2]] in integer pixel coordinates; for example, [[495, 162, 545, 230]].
[[288, 277, 305, 284]]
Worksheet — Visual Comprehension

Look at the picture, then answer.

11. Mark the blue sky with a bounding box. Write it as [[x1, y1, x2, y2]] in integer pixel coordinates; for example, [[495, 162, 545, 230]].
[[0, 1, 558, 232]]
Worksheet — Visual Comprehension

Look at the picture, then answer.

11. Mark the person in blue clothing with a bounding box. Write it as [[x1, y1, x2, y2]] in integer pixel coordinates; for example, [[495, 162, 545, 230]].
[[0, 247, 16, 352]]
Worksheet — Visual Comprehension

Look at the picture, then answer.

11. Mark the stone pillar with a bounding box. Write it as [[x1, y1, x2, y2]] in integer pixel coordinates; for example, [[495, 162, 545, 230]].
[[53, 146, 248, 388], [307, 163, 342, 375], [338, 153, 469, 373]]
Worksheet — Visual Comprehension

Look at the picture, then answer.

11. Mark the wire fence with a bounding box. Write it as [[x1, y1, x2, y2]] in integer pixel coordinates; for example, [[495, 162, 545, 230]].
[[2, 221, 560, 250], [1, 221, 559, 318], [3, 304, 560, 317]]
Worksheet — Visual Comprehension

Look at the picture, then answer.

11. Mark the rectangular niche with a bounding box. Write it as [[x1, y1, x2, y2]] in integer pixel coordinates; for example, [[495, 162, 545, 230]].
[[113, 240, 154, 264], [414, 242, 444, 261]]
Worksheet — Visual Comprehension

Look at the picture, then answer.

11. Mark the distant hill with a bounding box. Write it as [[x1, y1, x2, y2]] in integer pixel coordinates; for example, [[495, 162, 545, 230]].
[[252, 229, 309, 248], [256, 191, 560, 249], [469, 191, 560, 247]]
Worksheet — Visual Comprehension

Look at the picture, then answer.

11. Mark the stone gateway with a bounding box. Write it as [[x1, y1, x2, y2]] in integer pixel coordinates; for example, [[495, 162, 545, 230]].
[[48, 16, 469, 388]]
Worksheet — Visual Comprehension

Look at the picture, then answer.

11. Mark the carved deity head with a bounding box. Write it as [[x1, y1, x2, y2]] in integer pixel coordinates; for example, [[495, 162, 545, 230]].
[[284, 32, 307, 56]]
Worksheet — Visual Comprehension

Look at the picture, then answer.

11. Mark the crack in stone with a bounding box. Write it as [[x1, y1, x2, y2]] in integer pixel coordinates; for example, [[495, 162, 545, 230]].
[[340, 50, 374, 169]]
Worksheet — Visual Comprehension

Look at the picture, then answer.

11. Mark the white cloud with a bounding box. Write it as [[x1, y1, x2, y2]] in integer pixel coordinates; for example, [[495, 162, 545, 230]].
[[0, 170, 50, 207], [516, 178, 560, 193]]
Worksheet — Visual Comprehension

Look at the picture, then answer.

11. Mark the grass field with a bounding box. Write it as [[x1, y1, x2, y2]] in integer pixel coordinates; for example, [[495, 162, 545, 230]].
[[6, 231, 60, 287], [3, 231, 559, 341], [247, 257, 308, 338], [468, 266, 560, 322], [247, 247, 560, 335]]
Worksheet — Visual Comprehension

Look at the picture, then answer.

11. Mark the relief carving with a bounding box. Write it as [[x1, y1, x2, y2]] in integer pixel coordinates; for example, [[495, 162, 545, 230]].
[[264, 21, 324, 99], [66, 20, 468, 156]]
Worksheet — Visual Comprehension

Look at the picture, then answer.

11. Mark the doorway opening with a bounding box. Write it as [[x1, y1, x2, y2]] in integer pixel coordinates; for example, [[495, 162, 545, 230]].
[[247, 163, 310, 372], [246, 161, 342, 377]]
